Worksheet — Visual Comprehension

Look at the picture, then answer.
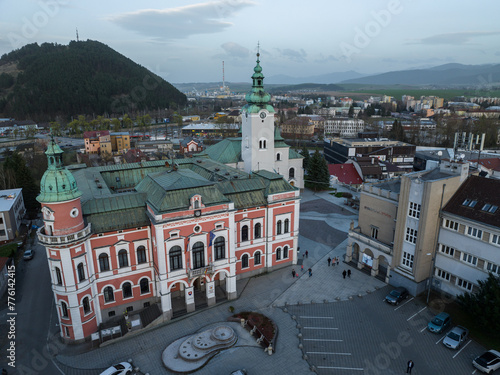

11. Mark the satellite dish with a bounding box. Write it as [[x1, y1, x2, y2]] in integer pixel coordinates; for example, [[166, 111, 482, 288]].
[[437, 151, 442, 157], [460, 154, 465, 160]]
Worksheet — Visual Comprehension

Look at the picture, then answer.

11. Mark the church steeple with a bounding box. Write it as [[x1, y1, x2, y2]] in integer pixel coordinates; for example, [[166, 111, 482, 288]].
[[244, 46, 274, 114]]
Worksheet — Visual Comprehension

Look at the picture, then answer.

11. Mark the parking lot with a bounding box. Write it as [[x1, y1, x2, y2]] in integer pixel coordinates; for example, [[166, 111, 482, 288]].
[[287, 285, 485, 375]]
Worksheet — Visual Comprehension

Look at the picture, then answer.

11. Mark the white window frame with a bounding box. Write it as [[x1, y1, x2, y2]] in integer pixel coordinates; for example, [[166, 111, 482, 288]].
[[443, 219, 459, 231], [405, 227, 418, 244], [408, 202, 421, 219], [485, 262, 500, 275], [439, 244, 455, 257], [401, 251, 414, 269], [466, 226, 483, 240], [456, 278, 473, 291], [490, 234, 500, 246], [461, 252, 477, 266], [435, 268, 450, 281]]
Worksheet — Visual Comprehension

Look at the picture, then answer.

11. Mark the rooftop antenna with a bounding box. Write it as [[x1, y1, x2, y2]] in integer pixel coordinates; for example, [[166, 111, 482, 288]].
[[76, 27, 79, 42]]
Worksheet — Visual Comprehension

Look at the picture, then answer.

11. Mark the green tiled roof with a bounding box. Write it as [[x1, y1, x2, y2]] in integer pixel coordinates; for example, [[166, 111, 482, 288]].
[[200, 138, 242, 164], [86, 207, 150, 233], [289, 148, 303, 160], [82, 193, 147, 215], [135, 169, 230, 213]]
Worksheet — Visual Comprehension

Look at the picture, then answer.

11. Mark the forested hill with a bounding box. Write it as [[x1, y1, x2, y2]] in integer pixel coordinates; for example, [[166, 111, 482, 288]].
[[0, 40, 187, 120]]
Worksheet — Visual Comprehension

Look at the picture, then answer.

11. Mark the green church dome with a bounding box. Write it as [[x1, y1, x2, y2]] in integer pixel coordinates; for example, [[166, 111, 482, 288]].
[[243, 52, 275, 114], [37, 138, 82, 203]]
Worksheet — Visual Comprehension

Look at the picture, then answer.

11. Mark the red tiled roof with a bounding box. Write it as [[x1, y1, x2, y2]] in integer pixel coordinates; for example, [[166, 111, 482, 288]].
[[470, 157, 500, 172], [328, 164, 363, 185], [83, 130, 110, 139]]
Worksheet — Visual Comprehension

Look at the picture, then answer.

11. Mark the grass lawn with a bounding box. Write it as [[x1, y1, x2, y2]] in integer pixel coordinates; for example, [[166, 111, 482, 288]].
[[422, 291, 500, 351]]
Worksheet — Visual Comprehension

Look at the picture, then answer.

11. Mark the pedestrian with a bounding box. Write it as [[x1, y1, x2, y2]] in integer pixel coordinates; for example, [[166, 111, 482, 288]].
[[301, 264, 304, 272], [406, 360, 414, 374], [347, 269, 351, 278], [308, 268, 312, 277], [342, 270, 347, 279], [292, 269, 296, 278], [336, 257, 339, 266], [327, 257, 331, 266], [305, 250, 309, 258]]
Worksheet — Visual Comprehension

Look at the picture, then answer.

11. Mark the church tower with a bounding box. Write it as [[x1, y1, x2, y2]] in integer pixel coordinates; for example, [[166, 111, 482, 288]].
[[241, 49, 276, 174], [37, 138, 95, 342]]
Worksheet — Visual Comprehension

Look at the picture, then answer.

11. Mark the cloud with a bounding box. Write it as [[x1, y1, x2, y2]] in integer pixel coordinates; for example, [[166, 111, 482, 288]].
[[276, 48, 307, 63], [407, 31, 500, 45], [108, 1, 255, 40], [213, 42, 250, 60]]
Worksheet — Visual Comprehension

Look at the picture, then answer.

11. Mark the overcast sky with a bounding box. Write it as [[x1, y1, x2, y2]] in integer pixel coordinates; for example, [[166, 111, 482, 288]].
[[1, 1, 499, 83]]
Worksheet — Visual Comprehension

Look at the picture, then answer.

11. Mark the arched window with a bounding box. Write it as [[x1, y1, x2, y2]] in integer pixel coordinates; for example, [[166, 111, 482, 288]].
[[83, 297, 90, 314], [276, 153, 281, 161], [241, 225, 249, 242], [77, 263, 85, 282], [289, 167, 295, 179], [99, 253, 110, 272], [140, 278, 149, 294], [214, 237, 225, 260], [254, 223, 262, 239], [277, 220, 282, 235], [284, 219, 290, 234], [242, 254, 249, 268], [192, 241, 205, 269], [259, 139, 267, 149], [276, 247, 282, 261], [61, 301, 68, 318], [254, 251, 261, 265], [118, 249, 129, 268], [136, 246, 147, 264], [169, 246, 183, 271], [122, 282, 132, 298], [55, 267, 62, 285], [104, 286, 114, 302], [194, 200, 200, 209], [284, 245, 289, 259]]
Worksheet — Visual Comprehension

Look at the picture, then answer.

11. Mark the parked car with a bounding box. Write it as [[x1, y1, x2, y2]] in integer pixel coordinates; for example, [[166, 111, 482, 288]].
[[427, 312, 451, 333], [23, 249, 34, 260], [384, 287, 409, 305], [473, 350, 500, 373], [443, 326, 469, 349], [99, 362, 133, 375]]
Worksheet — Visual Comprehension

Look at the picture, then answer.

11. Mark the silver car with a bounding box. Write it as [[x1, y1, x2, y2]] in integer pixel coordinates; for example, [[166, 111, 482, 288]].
[[473, 350, 500, 373], [443, 325, 468, 349]]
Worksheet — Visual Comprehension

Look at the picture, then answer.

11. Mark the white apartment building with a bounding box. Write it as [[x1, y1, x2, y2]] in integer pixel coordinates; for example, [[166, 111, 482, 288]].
[[324, 118, 365, 138]]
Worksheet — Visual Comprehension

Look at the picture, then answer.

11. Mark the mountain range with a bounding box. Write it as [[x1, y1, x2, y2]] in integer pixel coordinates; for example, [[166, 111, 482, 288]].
[[263, 63, 500, 87]]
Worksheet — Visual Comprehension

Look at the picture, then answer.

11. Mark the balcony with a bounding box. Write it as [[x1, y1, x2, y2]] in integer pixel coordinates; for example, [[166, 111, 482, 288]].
[[37, 224, 92, 246], [349, 228, 393, 255], [188, 264, 214, 279]]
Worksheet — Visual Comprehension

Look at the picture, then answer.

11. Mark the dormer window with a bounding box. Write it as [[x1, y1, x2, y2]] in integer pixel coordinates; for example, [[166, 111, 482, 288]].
[[481, 204, 498, 213]]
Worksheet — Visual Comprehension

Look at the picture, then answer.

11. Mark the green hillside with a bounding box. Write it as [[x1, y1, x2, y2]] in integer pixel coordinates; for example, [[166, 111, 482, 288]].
[[0, 40, 187, 120]]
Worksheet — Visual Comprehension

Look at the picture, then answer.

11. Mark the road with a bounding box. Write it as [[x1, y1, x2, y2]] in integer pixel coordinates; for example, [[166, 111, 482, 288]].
[[0, 226, 63, 374]]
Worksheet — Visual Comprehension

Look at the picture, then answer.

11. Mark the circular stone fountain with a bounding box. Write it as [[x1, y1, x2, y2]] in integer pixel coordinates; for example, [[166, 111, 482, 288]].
[[163, 325, 237, 372]]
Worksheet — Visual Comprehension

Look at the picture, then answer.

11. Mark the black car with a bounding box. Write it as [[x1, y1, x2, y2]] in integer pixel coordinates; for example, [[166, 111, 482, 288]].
[[384, 286, 409, 305]]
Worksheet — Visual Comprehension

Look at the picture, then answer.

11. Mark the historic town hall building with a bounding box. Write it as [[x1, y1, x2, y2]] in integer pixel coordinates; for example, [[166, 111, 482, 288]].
[[36, 55, 301, 343]]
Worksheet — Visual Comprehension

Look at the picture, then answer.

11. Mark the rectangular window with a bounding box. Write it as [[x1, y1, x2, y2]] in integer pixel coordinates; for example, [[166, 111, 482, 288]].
[[439, 244, 455, 257], [457, 278, 473, 291], [0, 229, 5, 236], [491, 234, 500, 246], [486, 262, 500, 275], [461, 252, 477, 266], [408, 202, 421, 219], [371, 226, 379, 239], [435, 268, 450, 281], [443, 219, 459, 231], [466, 226, 483, 239], [405, 228, 418, 244], [402, 252, 414, 269]]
